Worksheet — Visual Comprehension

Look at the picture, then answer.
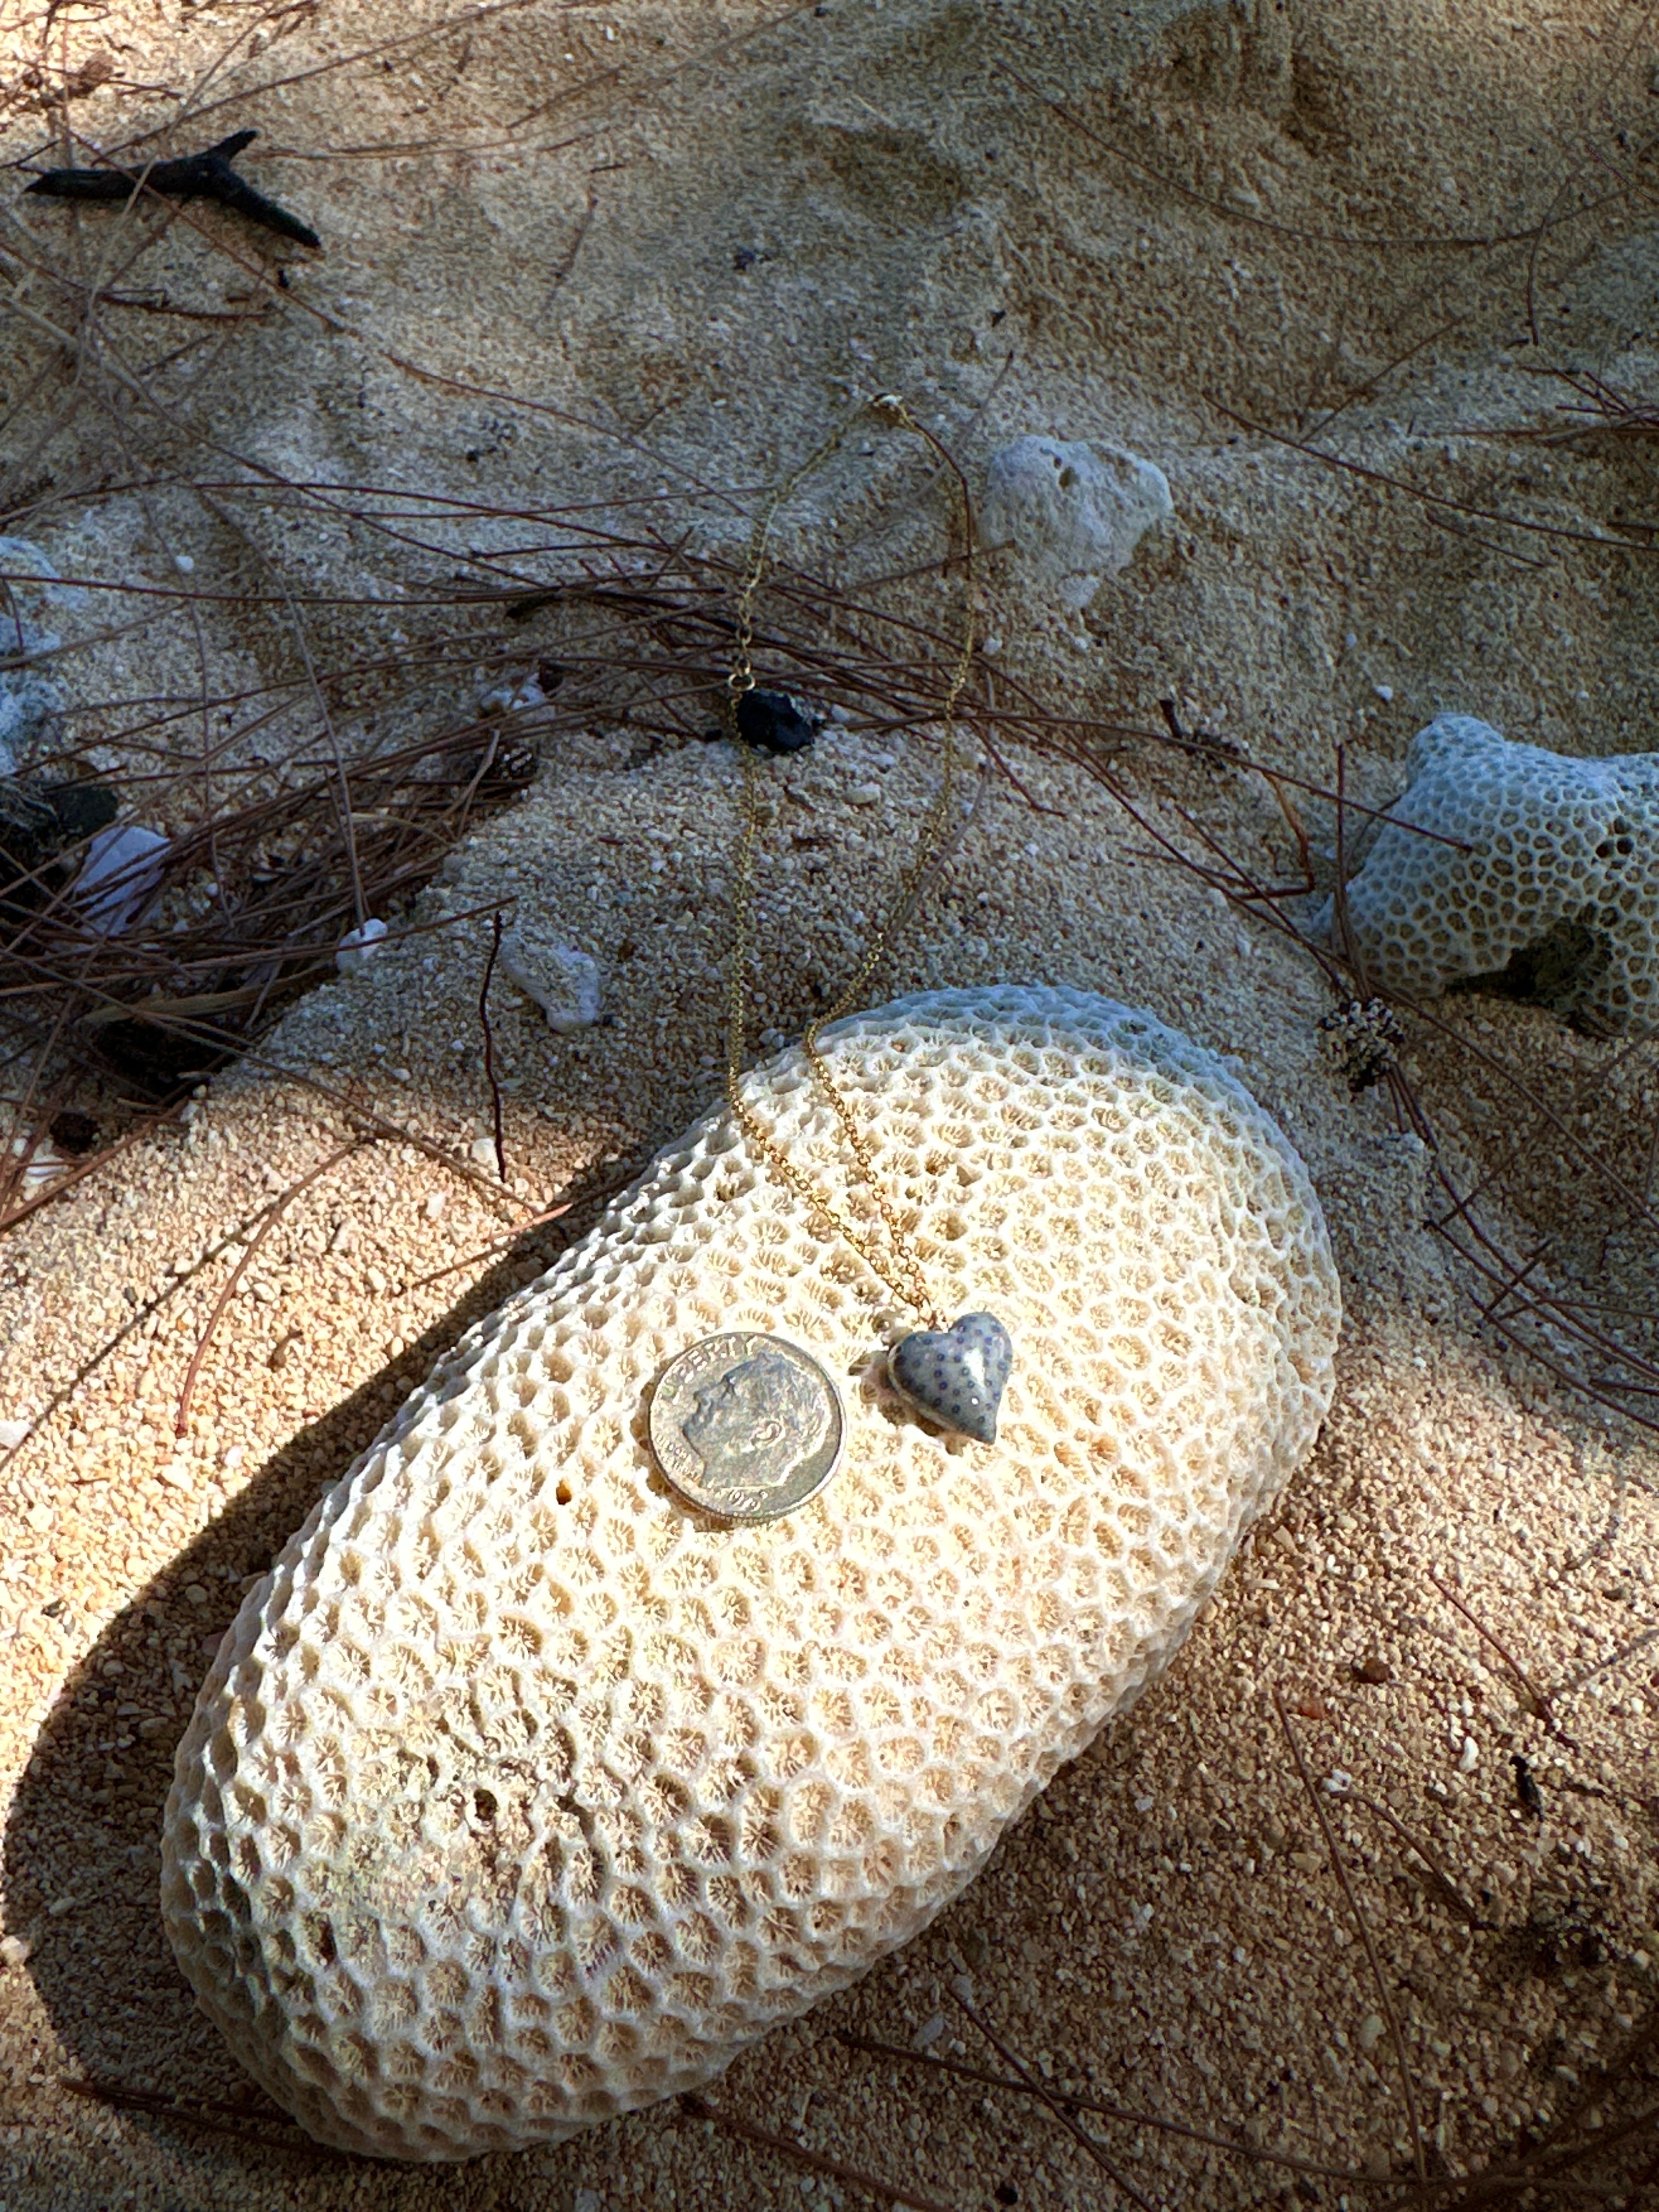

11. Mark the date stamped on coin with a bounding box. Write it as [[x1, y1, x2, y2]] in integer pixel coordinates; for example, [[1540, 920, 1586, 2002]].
[[649, 1331, 845, 1522]]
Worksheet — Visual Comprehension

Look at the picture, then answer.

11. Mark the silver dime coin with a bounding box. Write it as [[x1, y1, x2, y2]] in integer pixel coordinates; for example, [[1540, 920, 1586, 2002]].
[[649, 1331, 845, 1523]]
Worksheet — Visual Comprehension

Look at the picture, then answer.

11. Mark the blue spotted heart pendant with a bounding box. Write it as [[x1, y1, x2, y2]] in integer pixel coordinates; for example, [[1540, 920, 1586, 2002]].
[[887, 1312, 1013, 1444]]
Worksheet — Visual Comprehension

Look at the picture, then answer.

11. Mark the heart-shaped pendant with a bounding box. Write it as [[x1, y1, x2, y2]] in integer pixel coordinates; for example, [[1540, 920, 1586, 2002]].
[[887, 1311, 1013, 1443]]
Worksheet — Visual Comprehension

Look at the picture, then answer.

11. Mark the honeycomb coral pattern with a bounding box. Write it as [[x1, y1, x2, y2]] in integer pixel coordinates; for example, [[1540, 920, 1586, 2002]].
[[1313, 715, 1659, 1031], [161, 986, 1340, 2161]]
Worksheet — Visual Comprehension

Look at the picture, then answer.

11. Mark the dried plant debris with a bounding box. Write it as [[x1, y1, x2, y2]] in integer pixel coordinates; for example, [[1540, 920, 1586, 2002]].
[[1, 727, 538, 1102], [1512, 1753, 1546, 1821]]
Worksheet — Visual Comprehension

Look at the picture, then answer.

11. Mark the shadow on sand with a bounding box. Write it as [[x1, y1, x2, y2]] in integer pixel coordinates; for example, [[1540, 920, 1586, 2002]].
[[1, 1178, 625, 2188]]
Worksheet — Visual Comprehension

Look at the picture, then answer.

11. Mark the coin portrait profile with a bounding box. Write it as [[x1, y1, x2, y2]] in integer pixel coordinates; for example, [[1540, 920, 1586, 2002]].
[[682, 1345, 831, 1493], [650, 1330, 845, 1522]]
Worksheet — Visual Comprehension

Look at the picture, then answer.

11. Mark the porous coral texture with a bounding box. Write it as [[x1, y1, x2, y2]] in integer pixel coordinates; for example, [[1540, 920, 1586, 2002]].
[[1317, 715, 1659, 1031], [161, 984, 1339, 2160], [981, 435, 1173, 610]]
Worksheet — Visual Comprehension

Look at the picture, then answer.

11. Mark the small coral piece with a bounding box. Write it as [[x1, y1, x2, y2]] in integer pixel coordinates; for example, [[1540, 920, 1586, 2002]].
[[499, 925, 602, 1032], [162, 986, 1338, 2160], [1317, 998, 1404, 1095], [1312, 715, 1659, 1033], [336, 917, 388, 977], [981, 436, 1172, 611]]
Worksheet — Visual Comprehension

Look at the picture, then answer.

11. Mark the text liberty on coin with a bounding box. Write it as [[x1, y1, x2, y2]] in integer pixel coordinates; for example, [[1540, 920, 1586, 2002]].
[[650, 1331, 845, 1522]]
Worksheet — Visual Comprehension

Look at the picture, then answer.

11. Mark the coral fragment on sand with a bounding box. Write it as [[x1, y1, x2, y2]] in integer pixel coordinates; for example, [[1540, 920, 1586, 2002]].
[[336, 918, 388, 976], [981, 436, 1172, 610], [162, 985, 1338, 2160], [1312, 715, 1659, 1033], [499, 927, 602, 1032]]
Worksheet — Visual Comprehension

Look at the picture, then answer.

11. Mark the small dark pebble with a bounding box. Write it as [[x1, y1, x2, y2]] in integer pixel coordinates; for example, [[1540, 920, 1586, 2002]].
[[735, 687, 820, 755], [0, 776, 118, 868], [733, 245, 758, 271], [1354, 1653, 1393, 1685], [1513, 1752, 1544, 1820], [41, 1598, 64, 1618], [48, 1109, 100, 1156], [43, 781, 119, 843]]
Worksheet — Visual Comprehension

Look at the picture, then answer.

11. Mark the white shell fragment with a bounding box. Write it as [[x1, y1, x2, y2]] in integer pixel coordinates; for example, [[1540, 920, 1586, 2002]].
[[1311, 715, 1659, 1032], [479, 670, 548, 718], [499, 926, 602, 1032], [336, 918, 390, 977], [162, 985, 1339, 2160], [74, 824, 169, 936], [3, 1128, 70, 1193], [981, 436, 1173, 611]]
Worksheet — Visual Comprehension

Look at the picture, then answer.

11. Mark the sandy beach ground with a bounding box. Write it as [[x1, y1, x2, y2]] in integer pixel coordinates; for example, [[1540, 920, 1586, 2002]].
[[2, 0, 1658, 2203]]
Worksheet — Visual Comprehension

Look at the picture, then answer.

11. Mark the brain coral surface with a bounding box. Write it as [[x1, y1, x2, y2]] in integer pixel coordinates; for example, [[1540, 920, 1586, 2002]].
[[1314, 715, 1659, 1030], [162, 986, 1340, 2160]]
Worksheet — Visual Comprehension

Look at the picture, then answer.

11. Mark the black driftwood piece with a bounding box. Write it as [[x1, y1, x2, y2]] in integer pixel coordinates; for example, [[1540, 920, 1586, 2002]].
[[25, 129, 320, 249]]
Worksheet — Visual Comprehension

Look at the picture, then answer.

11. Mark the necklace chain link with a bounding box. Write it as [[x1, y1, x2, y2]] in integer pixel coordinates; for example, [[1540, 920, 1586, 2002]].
[[723, 396, 979, 1330]]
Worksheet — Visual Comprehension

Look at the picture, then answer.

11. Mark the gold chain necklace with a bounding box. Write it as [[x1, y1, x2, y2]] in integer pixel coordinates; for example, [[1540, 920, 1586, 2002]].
[[720, 395, 1013, 1447]]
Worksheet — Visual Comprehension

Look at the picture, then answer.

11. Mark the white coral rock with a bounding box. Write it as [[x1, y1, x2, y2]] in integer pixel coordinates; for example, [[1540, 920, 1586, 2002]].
[[1311, 715, 1659, 1031], [499, 926, 602, 1032], [161, 985, 1339, 2161], [336, 918, 390, 977], [981, 436, 1173, 610]]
